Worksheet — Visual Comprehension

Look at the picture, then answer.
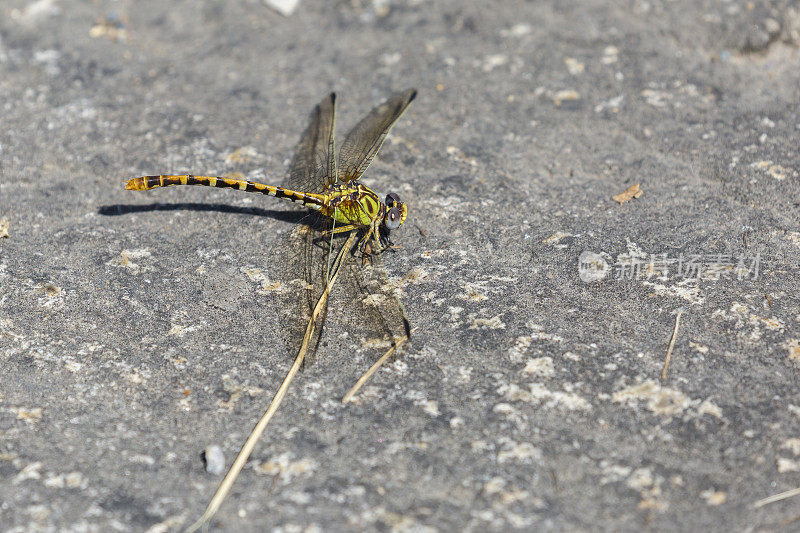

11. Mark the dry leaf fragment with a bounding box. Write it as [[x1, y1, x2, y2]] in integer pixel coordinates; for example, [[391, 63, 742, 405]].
[[612, 183, 643, 204]]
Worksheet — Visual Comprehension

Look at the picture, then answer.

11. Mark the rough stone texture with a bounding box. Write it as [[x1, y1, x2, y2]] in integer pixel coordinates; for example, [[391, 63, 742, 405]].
[[1, 1, 800, 531]]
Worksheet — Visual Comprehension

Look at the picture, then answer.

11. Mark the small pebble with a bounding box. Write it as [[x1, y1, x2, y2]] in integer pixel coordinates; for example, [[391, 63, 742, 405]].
[[202, 445, 225, 476]]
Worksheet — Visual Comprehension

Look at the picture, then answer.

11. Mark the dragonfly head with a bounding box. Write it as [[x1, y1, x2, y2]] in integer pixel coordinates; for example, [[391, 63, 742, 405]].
[[383, 192, 407, 231]]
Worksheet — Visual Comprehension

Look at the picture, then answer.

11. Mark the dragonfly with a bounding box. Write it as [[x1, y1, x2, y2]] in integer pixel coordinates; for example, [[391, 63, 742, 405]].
[[125, 90, 416, 360], [125, 89, 417, 532], [125, 89, 416, 257]]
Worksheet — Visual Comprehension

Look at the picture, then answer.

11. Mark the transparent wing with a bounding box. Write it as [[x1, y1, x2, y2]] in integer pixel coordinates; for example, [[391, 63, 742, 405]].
[[275, 222, 340, 366], [287, 92, 337, 194], [347, 253, 411, 348], [337, 88, 417, 183], [277, 93, 338, 364], [274, 92, 411, 367], [274, 225, 410, 367]]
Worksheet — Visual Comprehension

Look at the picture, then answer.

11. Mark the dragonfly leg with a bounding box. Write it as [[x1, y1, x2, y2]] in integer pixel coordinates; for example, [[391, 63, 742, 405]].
[[355, 227, 377, 264], [321, 224, 360, 237], [359, 223, 387, 257], [378, 226, 395, 250]]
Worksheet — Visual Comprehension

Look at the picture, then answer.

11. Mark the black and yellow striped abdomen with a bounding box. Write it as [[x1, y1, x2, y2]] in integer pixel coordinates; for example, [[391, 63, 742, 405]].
[[125, 175, 326, 209]]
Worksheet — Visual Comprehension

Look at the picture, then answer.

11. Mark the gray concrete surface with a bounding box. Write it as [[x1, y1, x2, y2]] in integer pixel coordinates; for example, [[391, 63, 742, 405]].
[[2, 0, 800, 531]]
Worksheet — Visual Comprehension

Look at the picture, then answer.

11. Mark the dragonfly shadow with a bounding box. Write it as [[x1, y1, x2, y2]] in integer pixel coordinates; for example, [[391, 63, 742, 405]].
[[97, 202, 309, 225]]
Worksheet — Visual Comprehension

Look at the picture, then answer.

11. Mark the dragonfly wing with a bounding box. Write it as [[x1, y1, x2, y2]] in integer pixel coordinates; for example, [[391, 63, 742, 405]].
[[337, 88, 417, 183], [347, 253, 411, 353], [287, 93, 337, 194], [275, 223, 339, 366]]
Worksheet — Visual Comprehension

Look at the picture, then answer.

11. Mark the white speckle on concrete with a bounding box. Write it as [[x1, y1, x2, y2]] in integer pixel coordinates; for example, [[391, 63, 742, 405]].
[[253, 452, 317, 483], [469, 314, 505, 330], [522, 357, 554, 378], [777, 457, 800, 473], [263, 0, 300, 17], [499, 383, 591, 411], [107, 249, 152, 274], [611, 380, 723, 419], [497, 441, 540, 463], [13, 462, 42, 484], [482, 54, 508, 72], [781, 439, 800, 456], [565, 58, 584, 75], [700, 489, 727, 506]]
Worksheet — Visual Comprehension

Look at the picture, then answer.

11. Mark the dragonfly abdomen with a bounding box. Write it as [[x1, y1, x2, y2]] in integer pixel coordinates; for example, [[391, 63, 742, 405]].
[[125, 175, 326, 208]]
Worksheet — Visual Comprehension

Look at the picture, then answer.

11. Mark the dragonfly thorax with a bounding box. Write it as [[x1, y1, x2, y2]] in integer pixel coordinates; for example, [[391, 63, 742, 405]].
[[323, 182, 405, 233], [319, 183, 406, 255]]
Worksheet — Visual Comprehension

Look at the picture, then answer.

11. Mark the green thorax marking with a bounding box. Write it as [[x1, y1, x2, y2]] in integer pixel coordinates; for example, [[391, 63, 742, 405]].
[[322, 183, 383, 227]]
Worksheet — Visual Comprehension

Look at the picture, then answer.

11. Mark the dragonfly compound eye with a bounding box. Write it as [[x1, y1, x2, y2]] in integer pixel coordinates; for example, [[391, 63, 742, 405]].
[[385, 192, 401, 207], [385, 206, 402, 230]]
